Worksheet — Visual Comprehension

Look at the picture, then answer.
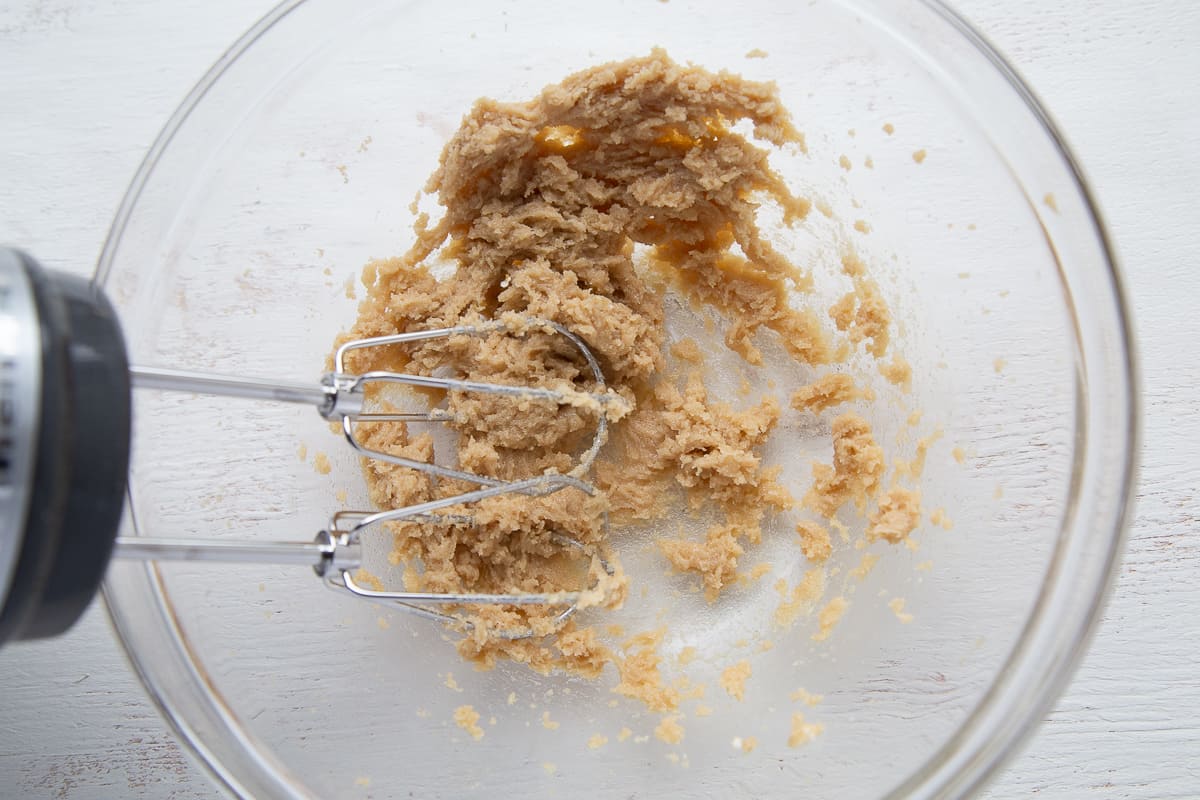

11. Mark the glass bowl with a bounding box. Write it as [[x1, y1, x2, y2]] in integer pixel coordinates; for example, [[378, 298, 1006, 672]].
[[98, 0, 1136, 797]]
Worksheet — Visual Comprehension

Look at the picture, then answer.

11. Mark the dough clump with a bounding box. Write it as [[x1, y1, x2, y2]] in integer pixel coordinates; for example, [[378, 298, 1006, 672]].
[[338, 49, 925, 694]]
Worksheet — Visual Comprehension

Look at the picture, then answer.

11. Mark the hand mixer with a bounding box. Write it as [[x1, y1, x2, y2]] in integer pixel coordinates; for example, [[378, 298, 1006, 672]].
[[0, 247, 619, 646]]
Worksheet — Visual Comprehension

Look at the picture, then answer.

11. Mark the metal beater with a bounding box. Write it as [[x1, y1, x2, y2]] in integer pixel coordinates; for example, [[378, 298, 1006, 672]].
[[0, 247, 619, 646]]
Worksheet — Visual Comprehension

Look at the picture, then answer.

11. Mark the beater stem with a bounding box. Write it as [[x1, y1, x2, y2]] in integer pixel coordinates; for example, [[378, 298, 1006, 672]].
[[112, 533, 361, 573], [130, 365, 329, 408]]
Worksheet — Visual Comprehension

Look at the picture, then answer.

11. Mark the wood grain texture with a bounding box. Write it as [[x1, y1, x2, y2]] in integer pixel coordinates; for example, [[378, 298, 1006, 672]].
[[0, 0, 1197, 797]]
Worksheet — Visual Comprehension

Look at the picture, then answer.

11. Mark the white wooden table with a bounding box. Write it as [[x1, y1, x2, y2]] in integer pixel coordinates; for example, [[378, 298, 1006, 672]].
[[1, 1, 1196, 796]]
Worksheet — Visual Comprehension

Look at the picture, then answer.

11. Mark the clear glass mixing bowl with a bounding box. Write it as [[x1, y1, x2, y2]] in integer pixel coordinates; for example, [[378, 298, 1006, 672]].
[[97, 0, 1137, 797]]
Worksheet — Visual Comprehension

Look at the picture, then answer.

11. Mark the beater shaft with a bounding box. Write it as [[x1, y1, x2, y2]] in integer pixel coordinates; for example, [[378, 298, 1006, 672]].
[[112, 533, 360, 573], [130, 365, 329, 407]]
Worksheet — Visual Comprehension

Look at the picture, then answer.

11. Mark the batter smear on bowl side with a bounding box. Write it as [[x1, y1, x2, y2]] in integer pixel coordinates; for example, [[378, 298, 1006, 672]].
[[336, 49, 936, 721]]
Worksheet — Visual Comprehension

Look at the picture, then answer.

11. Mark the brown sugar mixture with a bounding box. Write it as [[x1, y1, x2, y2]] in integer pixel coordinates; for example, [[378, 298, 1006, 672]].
[[337, 49, 931, 714]]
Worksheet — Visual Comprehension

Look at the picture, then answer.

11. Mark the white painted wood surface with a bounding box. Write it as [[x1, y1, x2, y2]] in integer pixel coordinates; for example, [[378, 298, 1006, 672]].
[[0, 0, 1196, 797]]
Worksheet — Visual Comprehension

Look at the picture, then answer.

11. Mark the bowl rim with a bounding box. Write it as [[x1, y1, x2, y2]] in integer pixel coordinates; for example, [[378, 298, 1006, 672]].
[[869, 3, 1140, 796], [96, 1, 1139, 797]]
